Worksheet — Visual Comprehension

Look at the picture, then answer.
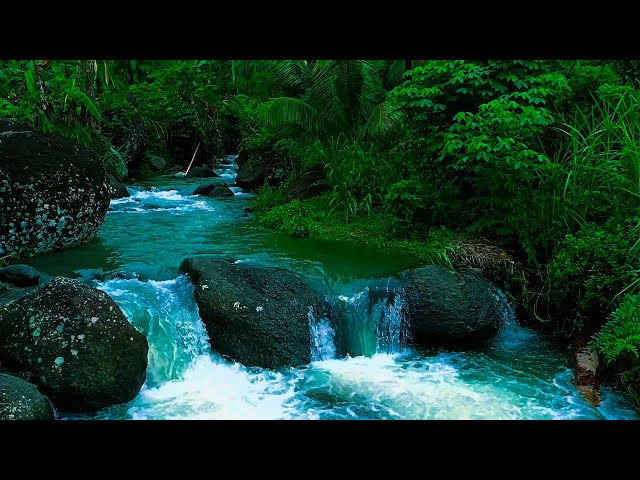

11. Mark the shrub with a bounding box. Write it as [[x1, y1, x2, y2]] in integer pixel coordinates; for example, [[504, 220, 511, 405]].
[[548, 220, 640, 333]]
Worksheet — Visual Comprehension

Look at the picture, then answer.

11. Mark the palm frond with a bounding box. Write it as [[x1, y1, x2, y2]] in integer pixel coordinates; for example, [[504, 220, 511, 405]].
[[257, 96, 322, 132], [361, 102, 402, 138], [256, 60, 314, 94]]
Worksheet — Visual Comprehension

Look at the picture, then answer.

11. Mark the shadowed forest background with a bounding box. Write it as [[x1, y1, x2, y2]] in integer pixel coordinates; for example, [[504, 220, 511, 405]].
[[2, 59, 640, 407]]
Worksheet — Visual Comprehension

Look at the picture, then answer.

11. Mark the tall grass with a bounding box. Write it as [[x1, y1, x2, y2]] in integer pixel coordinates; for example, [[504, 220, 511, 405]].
[[535, 87, 640, 261]]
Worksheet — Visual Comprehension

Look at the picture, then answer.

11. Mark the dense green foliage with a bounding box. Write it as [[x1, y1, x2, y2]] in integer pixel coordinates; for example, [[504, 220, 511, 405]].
[[3, 58, 640, 405]]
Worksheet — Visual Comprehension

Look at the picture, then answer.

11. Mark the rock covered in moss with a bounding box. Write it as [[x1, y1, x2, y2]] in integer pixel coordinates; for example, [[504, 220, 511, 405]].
[[0, 119, 111, 258], [0, 277, 148, 411], [0, 372, 55, 420]]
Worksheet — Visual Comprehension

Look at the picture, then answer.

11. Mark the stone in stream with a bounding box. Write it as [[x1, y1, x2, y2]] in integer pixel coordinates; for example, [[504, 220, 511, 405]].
[[0, 277, 148, 412], [180, 257, 332, 369], [0, 264, 40, 287], [107, 174, 130, 199], [208, 187, 234, 198], [0, 119, 111, 258], [186, 166, 219, 178], [193, 184, 216, 196], [401, 265, 504, 347], [0, 372, 55, 420]]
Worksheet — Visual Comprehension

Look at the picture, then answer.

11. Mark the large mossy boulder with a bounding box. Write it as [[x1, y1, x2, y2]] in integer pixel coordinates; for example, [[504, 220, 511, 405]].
[[401, 266, 504, 347], [0, 277, 148, 412], [0, 372, 55, 420], [0, 119, 111, 258], [180, 257, 331, 369]]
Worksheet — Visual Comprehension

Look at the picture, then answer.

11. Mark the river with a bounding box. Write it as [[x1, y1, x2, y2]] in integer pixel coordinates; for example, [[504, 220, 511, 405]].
[[24, 156, 639, 419]]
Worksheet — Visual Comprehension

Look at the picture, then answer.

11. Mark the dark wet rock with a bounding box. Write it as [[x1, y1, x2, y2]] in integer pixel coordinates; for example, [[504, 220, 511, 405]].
[[401, 265, 504, 347], [209, 187, 234, 198], [186, 166, 219, 178], [180, 257, 331, 369], [235, 153, 287, 191], [0, 120, 111, 258], [243, 207, 253, 213], [0, 264, 40, 287], [112, 270, 138, 280], [0, 277, 148, 411], [287, 167, 328, 201], [0, 373, 55, 420], [193, 184, 216, 196], [107, 174, 130, 199], [143, 204, 163, 210], [242, 213, 249, 218], [147, 156, 166, 172]]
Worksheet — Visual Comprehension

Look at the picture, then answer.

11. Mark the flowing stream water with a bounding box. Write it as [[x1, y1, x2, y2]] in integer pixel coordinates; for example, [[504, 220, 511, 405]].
[[25, 156, 639, 420]]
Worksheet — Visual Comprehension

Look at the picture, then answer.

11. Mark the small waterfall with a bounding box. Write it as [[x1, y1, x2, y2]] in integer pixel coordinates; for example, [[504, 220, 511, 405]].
[[329, 278, 410, 358], [309, 306, 337, 361], [491, 288, 536, 350], [373, 292, 411, 353]]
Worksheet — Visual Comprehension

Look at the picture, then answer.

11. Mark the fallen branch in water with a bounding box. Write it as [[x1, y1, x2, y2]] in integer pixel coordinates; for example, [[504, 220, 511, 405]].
[[184, 141, 201, 176]]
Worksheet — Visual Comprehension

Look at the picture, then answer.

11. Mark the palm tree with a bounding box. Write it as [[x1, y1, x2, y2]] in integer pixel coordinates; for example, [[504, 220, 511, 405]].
[[255, 60, 400, 140]]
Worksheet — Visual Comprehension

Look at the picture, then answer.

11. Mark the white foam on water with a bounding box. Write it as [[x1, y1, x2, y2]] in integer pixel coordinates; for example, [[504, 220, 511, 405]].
[[127, 354, 298, 420], [109, 188, 216, 214]]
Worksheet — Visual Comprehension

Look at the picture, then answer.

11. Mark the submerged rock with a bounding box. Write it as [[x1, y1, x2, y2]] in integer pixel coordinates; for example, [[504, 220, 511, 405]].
[[180, 257, 331, 369], [0, 119, 111, 258], [107, 174, 130, 199], [401, 266, 503, 347], [0, 373, 55, 420], [0, 264, 40, 287], [0, 277, 148, 411], [208, 187, 234, 198], [193, 184, 216, 196]]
